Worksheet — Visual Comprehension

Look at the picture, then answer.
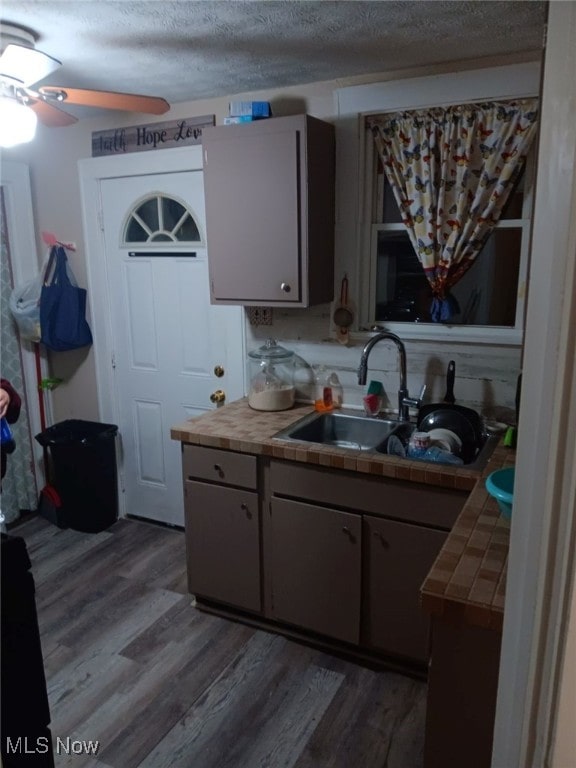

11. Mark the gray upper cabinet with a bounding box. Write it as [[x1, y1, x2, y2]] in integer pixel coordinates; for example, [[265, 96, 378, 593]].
[[202, 114, 335, 307]]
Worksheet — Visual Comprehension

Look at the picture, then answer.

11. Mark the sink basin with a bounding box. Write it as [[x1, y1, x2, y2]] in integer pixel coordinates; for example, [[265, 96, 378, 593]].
[[273, 409, 499, 470], [273, 410, 400, 452]]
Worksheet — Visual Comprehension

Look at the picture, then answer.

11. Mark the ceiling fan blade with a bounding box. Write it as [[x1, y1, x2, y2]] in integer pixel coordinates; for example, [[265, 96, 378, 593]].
[[27, 97, 78, 127], [38, 86, 170, 115], [0, 44, 61, 87]]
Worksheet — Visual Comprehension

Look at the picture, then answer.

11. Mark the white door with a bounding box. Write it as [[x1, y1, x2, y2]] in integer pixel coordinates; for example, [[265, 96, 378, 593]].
[[98, 169, 244, 526]]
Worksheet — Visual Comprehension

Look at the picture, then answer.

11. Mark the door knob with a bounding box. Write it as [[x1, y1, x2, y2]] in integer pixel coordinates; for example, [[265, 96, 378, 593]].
[[210, 389, 225, 404]]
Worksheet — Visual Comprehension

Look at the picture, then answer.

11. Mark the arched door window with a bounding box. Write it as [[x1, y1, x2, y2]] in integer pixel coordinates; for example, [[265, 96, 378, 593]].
[[124, 194, 203, 244]]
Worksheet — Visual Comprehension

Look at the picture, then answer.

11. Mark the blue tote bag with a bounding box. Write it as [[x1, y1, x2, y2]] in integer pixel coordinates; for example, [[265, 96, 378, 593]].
[[40, 246, 93, 352]]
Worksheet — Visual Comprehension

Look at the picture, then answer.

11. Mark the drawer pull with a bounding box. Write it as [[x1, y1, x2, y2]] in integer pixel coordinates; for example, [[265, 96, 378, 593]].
[[240, 502, 252, 519], [342, 526, 356, 542], [373, 531, 390, 548], [214, 464, 223, 474]]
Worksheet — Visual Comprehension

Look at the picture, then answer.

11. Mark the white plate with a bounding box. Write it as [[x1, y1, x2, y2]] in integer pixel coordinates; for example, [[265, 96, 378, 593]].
[[426, 428, 462, 453]]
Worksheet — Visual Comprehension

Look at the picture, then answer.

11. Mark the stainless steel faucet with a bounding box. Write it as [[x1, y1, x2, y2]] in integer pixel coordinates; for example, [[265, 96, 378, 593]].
[[357, 331, 423, 421]]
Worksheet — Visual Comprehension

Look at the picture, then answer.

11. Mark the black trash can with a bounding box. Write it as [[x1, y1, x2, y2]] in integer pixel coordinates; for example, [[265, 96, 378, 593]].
[[35, 420, 119, 533]]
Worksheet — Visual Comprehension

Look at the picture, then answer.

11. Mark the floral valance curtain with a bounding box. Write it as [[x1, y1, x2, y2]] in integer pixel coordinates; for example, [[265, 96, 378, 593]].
[[367, 99, 539, 322]]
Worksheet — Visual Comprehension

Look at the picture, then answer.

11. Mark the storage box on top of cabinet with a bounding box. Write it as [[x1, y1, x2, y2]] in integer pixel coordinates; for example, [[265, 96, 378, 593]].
[[202, 114, 335, 307]]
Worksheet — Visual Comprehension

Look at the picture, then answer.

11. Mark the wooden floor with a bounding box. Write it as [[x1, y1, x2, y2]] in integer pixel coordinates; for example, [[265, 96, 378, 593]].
[[12, 515, 427, 768]]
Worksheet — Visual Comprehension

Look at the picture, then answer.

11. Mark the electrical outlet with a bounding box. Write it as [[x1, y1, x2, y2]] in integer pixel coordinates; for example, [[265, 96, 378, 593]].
[[247, 307, 273, 326]]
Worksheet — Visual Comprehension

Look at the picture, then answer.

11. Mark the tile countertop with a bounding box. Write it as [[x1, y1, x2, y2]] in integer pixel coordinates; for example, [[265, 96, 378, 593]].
[[171, 397, 515, 632], [420, 440, 514, 634]]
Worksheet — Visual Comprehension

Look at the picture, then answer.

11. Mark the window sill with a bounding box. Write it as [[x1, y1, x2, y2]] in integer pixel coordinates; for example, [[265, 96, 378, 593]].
[[355, 322, 523, 346]]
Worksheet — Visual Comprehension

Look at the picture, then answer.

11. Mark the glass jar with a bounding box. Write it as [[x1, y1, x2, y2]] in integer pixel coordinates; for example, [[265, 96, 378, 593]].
[[247, 339, 296, 411]]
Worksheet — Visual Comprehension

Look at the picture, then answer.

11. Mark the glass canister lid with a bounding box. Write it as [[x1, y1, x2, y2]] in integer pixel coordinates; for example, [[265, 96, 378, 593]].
[[248, 338, 294, 363]]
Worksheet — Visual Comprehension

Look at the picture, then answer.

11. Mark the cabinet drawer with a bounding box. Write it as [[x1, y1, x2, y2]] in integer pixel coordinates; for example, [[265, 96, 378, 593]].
[[269, 460, 466, 530], [183, 445, 257, 489]]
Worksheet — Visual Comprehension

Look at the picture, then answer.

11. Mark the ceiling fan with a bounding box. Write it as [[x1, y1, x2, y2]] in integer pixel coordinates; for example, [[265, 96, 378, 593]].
[[0, 22, 170, 137]]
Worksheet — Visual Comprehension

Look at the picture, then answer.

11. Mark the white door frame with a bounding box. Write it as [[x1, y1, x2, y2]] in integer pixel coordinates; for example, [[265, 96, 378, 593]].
[[1, 159, 51, 482], [78, 146, 246, 515], [492, 4, 576, 766]]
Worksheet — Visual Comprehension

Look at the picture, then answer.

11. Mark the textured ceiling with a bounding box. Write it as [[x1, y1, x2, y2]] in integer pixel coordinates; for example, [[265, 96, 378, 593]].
[[0, 1, 546, 117]]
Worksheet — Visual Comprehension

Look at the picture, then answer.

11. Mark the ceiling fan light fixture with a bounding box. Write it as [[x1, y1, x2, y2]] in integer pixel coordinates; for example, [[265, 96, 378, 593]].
[[0, 95, 37, 147], [0, 43, 61, 87], [0, 23, 62, 87]]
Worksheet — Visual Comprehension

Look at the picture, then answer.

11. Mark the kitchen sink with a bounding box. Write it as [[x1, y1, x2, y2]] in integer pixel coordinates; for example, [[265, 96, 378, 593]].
[[272, 410, 401, 452], [273, 409, 500, 469]]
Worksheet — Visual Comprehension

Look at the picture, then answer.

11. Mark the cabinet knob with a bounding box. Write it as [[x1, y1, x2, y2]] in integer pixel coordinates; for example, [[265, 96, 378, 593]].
[[280, 282, 291, 293]]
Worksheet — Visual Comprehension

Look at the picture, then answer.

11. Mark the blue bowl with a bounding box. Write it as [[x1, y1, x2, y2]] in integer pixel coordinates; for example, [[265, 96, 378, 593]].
[[485, 467, 515, 520]]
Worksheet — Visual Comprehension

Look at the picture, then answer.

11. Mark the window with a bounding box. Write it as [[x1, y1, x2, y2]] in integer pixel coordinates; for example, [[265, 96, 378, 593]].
[[368, 141, 533, 327], [124, 194, 203, 244], [335, 61, 541, 345], [361, 116, 535, 337]]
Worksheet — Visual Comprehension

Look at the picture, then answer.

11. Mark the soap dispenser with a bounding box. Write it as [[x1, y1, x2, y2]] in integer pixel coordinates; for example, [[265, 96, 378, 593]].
[[314, 368, 342, 412]]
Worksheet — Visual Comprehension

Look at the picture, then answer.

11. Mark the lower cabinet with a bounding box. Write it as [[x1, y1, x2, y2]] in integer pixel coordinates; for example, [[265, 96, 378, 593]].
[[363, 515, 447, 663], [424, 618, 502, 768], [269, 497, 361, 644], [184, 479, 261, 613], [181, 447, 468, 664]]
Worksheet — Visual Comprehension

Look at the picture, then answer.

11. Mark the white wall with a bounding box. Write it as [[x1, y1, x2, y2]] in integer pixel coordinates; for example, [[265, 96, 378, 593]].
[[3, 50, 536, 421]]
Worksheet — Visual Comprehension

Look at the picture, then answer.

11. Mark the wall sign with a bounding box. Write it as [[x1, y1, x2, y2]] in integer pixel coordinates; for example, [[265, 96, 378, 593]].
[[91, 115, 215, 157]]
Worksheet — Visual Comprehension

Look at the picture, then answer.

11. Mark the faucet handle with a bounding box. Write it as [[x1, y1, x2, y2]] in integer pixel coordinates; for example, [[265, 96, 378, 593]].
[[402, 384, 426, 412]]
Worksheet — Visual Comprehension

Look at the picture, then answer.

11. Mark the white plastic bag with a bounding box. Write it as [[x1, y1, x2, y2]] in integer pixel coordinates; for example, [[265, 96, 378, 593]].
[[9, 274, 43, 342], [8, 252, 51, 343]]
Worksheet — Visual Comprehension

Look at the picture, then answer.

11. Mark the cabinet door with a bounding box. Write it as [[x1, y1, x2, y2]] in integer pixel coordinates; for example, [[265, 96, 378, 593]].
[[269, 497, 361, 644], [204, 128, 301, 303], [184, 480, 261, 612], [424, 619, 502, 768], [363, 515, 446, 663]]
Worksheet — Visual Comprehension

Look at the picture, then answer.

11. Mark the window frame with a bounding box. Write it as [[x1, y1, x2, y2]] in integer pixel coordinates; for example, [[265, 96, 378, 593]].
[[360, 123, 536, 343], [334, 61, 541, 346], [121, 192, 204, 246]]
